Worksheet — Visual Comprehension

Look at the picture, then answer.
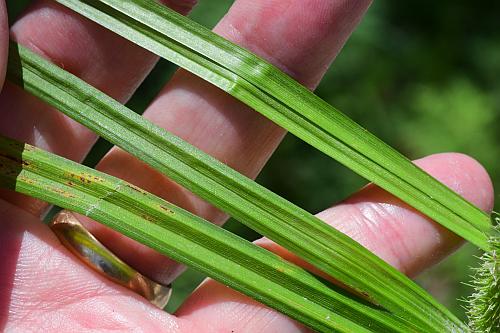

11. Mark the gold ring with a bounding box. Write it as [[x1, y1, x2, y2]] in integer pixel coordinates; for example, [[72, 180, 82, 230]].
[[49, 211, 172, 308]]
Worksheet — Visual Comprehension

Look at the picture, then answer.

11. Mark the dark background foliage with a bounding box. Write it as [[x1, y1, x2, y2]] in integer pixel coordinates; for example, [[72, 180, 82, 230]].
[[7, 0, 500, 320]]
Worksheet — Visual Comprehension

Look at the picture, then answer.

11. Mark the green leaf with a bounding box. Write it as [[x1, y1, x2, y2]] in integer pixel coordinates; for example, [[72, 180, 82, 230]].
[[0, 135, 421, 333], [6, 42, 467, 332], [52, 0, 492, 251]]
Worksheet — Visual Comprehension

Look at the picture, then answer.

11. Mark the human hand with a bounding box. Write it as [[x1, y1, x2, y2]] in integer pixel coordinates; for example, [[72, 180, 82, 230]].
[[0, 0, 494, 332]]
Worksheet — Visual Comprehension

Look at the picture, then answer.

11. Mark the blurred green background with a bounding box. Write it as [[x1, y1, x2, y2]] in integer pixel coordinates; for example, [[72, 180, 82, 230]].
[[7, 0, 500, 322]]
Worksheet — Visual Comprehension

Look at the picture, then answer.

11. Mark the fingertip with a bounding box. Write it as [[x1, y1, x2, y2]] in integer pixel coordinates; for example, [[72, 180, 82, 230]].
[[414, 152, 494, 212], [312, 152, 495, 276], [214, 0, 372, 88]]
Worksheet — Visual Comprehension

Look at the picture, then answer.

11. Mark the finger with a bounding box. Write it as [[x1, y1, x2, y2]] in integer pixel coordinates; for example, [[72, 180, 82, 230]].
[[0, 0, 197, 215], [259, 153, 495, 277], [176, 153, 494, 332], [79, 0, 373, 284], [0, 199, 191, 332]]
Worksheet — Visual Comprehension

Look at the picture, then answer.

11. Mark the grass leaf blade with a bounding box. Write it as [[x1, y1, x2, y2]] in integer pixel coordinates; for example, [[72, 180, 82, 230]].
[[1, 135, 426, 333], [53, 0, 492, 250], [6, 42, 468, 332]]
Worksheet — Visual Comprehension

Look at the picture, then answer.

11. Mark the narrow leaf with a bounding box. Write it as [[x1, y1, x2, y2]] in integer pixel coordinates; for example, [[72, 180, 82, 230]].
[[53, 0, 492, 250], [0, 135, 421, 333], [6, 43, 466, 332]]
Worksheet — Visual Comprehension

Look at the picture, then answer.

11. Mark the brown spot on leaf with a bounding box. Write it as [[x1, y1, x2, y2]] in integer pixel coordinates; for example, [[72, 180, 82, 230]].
[[141, 213, 155, 222], [126, 183, 147, 195], [159, 205, 174, 214], [51, 187, 76, 198]]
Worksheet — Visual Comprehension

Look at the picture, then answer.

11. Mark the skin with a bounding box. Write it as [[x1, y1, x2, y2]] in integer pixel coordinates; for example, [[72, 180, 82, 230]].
[[0, 0, 494, 332]]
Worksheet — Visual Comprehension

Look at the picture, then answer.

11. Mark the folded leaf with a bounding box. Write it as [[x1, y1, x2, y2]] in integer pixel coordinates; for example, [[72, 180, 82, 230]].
[[0, 135, 422, 333], [6, 42, 467, 332], [51, 0, 493, 252]]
